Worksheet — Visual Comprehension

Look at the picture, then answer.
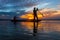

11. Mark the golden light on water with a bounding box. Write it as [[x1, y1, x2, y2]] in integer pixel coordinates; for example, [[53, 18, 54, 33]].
[[20, 22, 42, 30], [21, 22, 33, 30], [20, 12, 43, 19], [20, 21, 60, 32]]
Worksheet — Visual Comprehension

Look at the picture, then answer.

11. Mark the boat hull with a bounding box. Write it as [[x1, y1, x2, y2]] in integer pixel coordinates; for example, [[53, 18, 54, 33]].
[[11, 19, 41, 22]]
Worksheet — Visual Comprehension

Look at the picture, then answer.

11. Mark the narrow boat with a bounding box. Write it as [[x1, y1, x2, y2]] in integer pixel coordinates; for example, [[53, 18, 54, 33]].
[[11, 19, 41, 22]]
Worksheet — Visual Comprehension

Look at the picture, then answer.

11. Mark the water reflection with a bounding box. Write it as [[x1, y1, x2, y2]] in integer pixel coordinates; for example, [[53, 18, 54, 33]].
[[0, 21, 60, 40], [20, 21, 60, 33], [33, 21, 38, 36], [20, 22, 42, 30]]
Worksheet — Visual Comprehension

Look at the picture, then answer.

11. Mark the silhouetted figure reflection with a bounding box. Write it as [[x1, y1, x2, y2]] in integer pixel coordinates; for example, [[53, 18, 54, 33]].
[[33, 7, 38, 36], [33, 22, 38, 36]]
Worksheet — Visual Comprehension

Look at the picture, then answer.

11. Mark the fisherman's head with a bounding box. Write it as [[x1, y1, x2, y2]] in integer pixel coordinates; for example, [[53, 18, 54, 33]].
[[34, 7, 36, 10], [34, 7, 38, 11]]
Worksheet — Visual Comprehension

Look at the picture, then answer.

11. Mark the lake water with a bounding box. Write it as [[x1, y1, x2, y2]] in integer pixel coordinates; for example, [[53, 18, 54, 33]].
[[0, 20, 60, 40]]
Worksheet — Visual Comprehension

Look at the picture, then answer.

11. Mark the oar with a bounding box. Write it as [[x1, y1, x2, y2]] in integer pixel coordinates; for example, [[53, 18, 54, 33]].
[[38, 11, 44, 17]]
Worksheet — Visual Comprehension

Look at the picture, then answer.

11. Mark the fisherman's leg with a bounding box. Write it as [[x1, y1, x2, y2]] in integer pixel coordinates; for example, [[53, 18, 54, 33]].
[[34, 15, 35, 21], [37, 17, 38, 20], [36, 15, 38, 20]]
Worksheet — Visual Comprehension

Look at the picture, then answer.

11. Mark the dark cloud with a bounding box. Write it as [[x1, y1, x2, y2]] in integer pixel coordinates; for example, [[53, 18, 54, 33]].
[[0, 0, 41, 12]]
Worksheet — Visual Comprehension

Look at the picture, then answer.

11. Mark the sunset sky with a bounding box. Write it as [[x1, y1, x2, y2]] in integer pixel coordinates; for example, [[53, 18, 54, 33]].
[[0, 0, 60, 19]]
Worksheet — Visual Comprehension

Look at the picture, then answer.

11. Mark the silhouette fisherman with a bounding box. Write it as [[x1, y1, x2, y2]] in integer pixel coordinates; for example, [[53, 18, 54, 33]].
[[33, 7, 38, 21]]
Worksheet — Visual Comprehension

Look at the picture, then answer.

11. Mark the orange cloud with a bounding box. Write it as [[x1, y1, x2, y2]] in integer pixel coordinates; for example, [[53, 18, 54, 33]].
[[20, 8, 60, 19], [40, 8, 60, 19], [20, 11, 43, 20]]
